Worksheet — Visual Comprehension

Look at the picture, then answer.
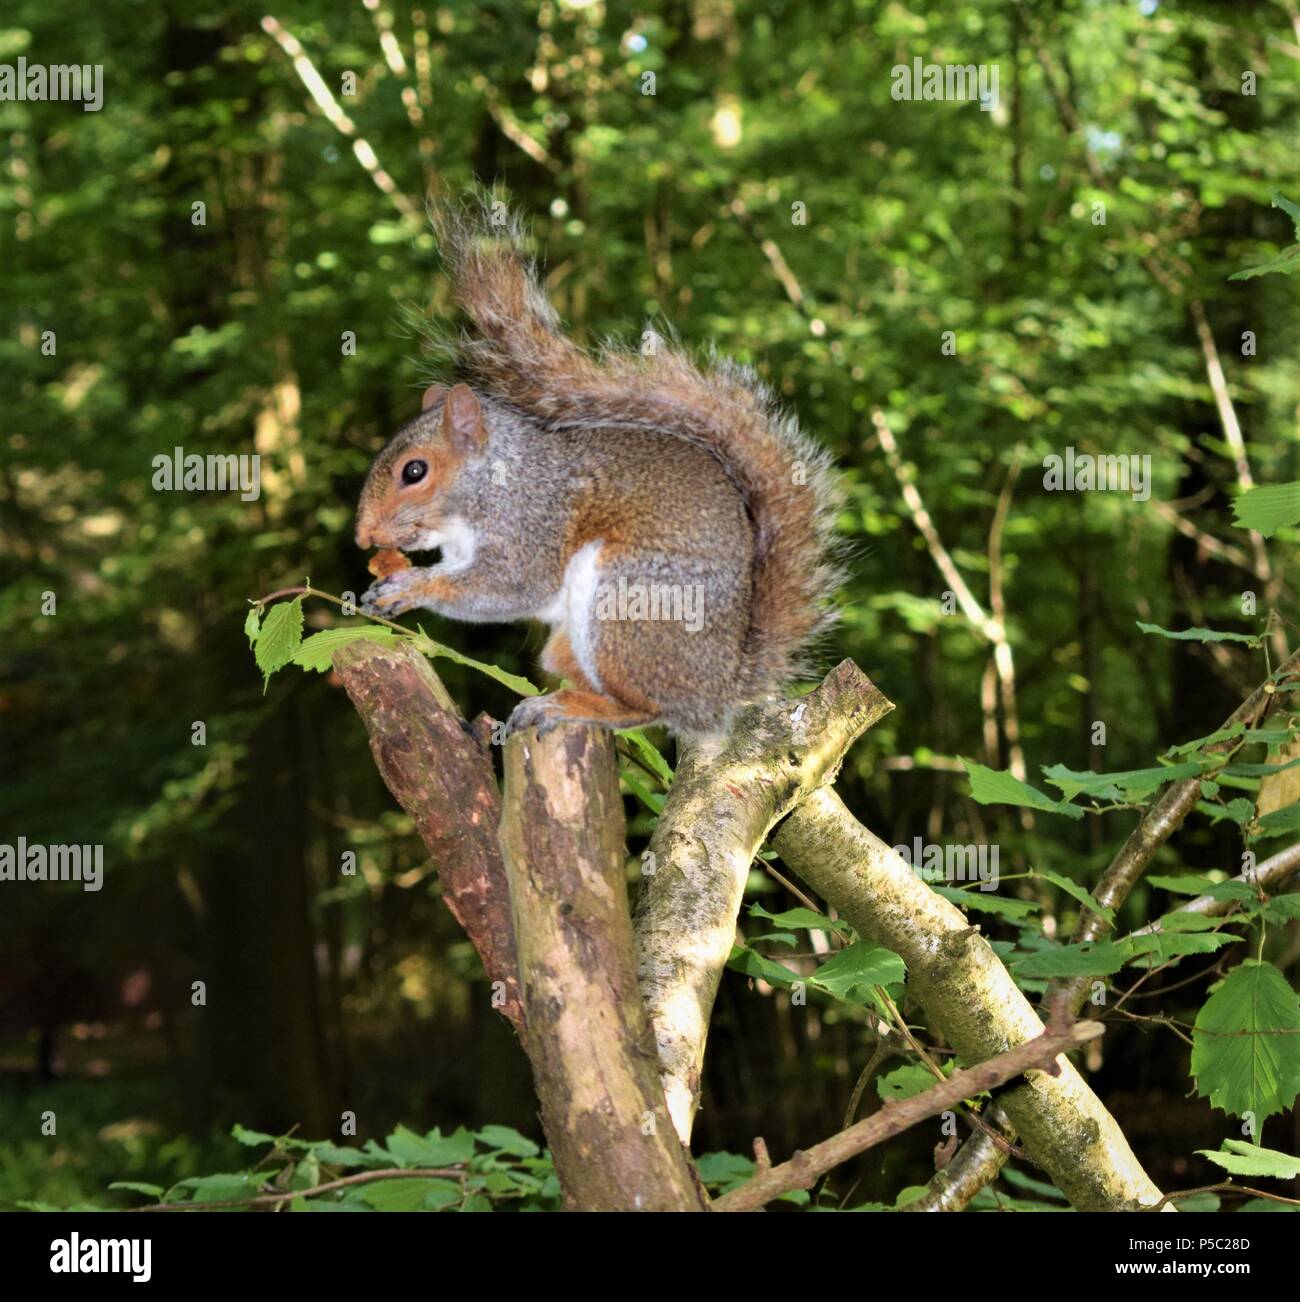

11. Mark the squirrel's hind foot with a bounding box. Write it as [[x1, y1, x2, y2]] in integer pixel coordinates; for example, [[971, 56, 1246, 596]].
[[505, 689, 659, 739]]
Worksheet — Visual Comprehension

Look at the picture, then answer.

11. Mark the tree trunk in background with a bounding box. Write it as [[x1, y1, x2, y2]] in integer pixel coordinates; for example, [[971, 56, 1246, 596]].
[[202, 695, 333, 1135]]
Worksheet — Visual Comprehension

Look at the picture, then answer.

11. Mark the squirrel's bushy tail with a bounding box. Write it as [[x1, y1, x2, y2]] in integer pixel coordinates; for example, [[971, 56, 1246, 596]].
[[431, 197, 843, 702]]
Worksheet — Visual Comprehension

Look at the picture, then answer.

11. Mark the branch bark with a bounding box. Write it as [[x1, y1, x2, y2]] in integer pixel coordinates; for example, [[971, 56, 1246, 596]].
[[333, 639, 523, 1029], [633, 661, 894, 1141], [772, 789, 1167, 1210], [713, 1019, 1104, 1212], [499, 725, 707, 1211]]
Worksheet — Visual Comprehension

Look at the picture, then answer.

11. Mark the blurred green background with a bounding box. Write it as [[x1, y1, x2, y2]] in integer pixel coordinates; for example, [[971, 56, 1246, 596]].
[[2, 0, 1298, 1207]]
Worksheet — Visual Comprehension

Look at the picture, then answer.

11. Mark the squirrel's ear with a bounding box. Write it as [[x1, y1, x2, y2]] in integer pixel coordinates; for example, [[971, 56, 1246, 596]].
[[442, 383, 487, 451], [421, 384, 447, 412]]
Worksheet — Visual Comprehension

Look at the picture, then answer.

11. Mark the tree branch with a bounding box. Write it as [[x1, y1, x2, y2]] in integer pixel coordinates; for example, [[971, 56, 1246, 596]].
[[499, 725, 707, 1211], [713, 1019, 1104, 1212], [332, 640, 523, 1029], [771, 788, 1167, 1210], [633, 661, 893, 1141]]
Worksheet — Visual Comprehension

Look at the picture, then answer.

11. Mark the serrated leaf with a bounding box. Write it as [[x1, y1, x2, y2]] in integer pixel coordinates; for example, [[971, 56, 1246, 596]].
[[748, 903, 846, 932], [475, 1125, 539, 1158], [1136, 620, 1262, 646], [1041, 762, 1200, 803], [291, 625, 396, 672], [1261, 895, 1300, 924], [728, 943, 798, 988], [1149, 873, 1221, 895], [244, 607, 261, 646], [231, 1123, 277, 1146], [620, 729, 673, 784], [1196, 1140, 1300, 1179], [1122, 930, 1240, 967], [876, 1064, 941, 1101], [1034, 867, 1115, 925], [309, 1143, 380, 1169], [1254, 803, 1300, 839], [811, 942, 906, 1004], [1191, 960, 1300, 1125], [694, 1151, 755, 1187], [384, 1125, 475, 1168], [933, 885, 1040, 920], [1012, 941, 1127, 978], [1232, 483, 1300, 538], [1229, 246, 1300, 281], [254, 597, 304, 689], [749, 931, 799, 947], [413, 628, 539, 698], [1156, 911, 1222, 932], [1203, 798, 1255, 827], [963, 761, 1083, 820], [360, 1177, 459, 1211]]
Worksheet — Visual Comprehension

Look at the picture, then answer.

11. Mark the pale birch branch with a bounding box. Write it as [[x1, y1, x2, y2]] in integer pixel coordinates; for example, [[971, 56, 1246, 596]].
[[633, 661, 894, 1142]]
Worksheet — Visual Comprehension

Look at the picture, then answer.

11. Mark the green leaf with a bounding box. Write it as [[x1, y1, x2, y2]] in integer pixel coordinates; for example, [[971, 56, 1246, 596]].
[[384, 1125, 475, 1169], [811, 942, 906, 1004], [963, 761, 1083, 820], [1136, 621, 1262, 646], [1261, 895, 1300, 924], [108, 1182, 164, 1198], [475, 1125, 540, 1159], [1273, 191, 1300, 229], [1012, 941, 1127, 978], [309, 1143, 379, 1169], [1232, 483, 1300, 538], [694, 1151, 754, 1189], [749, 931, 798, 947], [1041, 762, 1201, 803], [876, 1064, 942, 1101], [1254, 803, 1300, 839], [230, 1123, 277, 1146], [999, 1168, 1067, 1201], [169, 1172, 263, 1203], [1229, 246, 1300, 281], [933, 885, 1039, 920], [748, 903, 847, 933], [1148, 873, 1220, 895], [414, 628, 539, 698], [1122, 930, 1240, 968], [620, 729, 674, 784], [728, 944, 798, 988], [243, 607, 261, 646], [1203, 798, 1256, 828], [291, 625, 396, 672], [1156, 911, 1223, 932], [1196, 1140, 1300, 1179], [359, 1178, 459, 1211], [254, 597, 304, 690], [1033, 868, 1115, 925], [1191, 960, 1300, 1124], [621, 765, 665, 814]]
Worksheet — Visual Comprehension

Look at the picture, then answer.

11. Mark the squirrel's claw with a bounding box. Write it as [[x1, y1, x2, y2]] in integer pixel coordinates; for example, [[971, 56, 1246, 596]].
[[360, 572, 415, 618], [504, 695, 565, 739]]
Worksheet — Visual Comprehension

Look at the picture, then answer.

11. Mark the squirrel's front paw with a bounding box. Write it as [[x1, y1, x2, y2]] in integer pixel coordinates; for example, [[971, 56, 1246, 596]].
[[360, 570, 419, 618]]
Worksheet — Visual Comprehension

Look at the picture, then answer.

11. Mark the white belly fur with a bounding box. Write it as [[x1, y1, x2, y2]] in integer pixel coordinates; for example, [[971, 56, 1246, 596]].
[[537, 540, 604, 691]]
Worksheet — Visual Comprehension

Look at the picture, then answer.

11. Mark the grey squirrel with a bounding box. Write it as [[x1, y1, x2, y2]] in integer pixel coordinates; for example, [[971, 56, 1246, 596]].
[[355, 200, 842, 738]]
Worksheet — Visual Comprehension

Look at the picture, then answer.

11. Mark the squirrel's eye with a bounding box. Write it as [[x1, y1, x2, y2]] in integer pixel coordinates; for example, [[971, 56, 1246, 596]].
[[401, 459, 428, 485]]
